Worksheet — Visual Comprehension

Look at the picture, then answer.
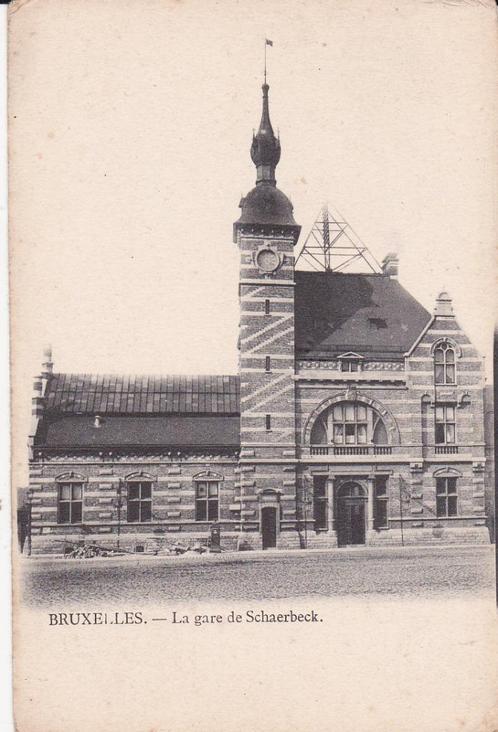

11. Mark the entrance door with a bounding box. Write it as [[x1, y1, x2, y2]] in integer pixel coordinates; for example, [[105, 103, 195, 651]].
[[336, 482, 366, 547], [261, 507, 277, 549]]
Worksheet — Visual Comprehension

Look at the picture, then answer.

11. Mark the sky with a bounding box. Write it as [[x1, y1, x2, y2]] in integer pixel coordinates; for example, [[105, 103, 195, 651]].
[[8, 0, 497, 485]]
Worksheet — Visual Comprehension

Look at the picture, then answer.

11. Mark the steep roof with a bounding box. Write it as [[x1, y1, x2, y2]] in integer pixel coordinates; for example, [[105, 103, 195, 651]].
[[44, 374, 240, 416], [39, 415, 240, 449], [294, 271, 431, 359]]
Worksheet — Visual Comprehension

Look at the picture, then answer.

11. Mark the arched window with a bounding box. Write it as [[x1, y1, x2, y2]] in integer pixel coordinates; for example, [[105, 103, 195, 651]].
[[310, 401, 388, 445], [434, 341, 456, 385]]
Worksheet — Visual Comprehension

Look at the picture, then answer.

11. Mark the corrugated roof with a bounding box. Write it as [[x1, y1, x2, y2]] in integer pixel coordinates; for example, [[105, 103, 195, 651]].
[[294, 272, 430, 358], [45, 374, 240, 415], [39, 415, 240, 448]]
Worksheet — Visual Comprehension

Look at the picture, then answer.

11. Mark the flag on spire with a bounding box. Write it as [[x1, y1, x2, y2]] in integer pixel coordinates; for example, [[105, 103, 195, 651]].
[[266, 39, 273, 46]]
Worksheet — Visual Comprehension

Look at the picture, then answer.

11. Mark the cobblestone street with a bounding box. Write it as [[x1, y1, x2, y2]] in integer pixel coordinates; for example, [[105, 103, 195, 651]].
[[22, 544, 495, 607]]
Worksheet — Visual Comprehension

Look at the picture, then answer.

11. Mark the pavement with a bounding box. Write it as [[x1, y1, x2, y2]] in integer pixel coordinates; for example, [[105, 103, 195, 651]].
[[20, 543, 495, 606]]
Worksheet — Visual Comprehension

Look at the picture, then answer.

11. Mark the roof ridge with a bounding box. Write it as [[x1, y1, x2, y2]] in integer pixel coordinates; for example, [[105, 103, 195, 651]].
[[50, 372, 240, 379]]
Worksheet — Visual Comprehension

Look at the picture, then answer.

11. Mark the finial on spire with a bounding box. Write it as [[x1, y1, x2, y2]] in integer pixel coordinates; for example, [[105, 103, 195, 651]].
[[250, 51, 281, 186], [434, 291, 453, 317], [264, 38, 273, 84]]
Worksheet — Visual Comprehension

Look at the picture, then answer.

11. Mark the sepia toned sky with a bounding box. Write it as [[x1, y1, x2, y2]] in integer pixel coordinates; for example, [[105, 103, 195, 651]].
[[9, 0, 497, 485]]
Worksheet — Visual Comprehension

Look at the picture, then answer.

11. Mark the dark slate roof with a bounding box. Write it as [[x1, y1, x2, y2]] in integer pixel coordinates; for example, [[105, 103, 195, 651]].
[[236, 183, 298, 227], [39, 415, 240, 448], [294, 272, 431, 358], [45, 374, 240, 415]]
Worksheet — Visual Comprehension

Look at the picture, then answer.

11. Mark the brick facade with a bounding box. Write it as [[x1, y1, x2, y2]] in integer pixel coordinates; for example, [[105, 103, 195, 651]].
[[23, 82, 493, 554]]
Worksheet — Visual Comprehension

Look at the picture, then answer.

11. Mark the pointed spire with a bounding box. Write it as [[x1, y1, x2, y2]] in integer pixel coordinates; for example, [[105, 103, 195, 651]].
[[250, 83, 281, 186]]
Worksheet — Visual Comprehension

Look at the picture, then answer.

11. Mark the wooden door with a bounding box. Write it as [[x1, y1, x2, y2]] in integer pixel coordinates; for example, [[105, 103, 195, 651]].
[[261, 507, 277, 549]]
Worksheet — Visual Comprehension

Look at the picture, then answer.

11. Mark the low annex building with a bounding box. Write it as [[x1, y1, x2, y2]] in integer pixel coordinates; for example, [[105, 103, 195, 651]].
[[25, 81, 493, 553]]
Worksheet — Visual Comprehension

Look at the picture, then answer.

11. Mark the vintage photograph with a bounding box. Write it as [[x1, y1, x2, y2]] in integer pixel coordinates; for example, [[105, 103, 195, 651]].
[[9, 1, 497, 730]]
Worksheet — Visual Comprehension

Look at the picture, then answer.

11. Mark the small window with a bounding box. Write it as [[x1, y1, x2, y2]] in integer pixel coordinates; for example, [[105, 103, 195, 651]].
[[369, 318, 387, 329], [265, 356, 271, 372], [127, 481, 152, 523], [58, 483, 83, 524], [434, 342, 456, 385], [264, 299, 271, 315], [374, 477, 388, 529], [340, 360, 360, 372], [435, 404, 456, 444], [436, 477, 458, 517], [195, 481, 219, 521], [265, 414, 271, 431]]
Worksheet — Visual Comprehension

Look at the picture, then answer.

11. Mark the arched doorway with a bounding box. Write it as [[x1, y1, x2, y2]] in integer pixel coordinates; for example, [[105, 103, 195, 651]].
[[336, 482, 366, 547], [261, 507, 277, 549]]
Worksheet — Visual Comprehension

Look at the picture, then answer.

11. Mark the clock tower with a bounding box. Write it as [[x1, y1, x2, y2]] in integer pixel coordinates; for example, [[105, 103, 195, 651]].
[[233, 81, 301, 549]]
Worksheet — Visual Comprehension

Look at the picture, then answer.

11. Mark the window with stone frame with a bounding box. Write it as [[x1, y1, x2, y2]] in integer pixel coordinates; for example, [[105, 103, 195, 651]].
[[435, 404, 456, 444], [434, 341, 456, 385], [127, 481, 152, 522], [313, 476, 327, 530], [436, 477, 458, 517], [195, 481, 219, 521], [340, 359, 360, 372], [57, 483, 83, 524], [374, 476, 388, 529], [310, 401, 388, 446]]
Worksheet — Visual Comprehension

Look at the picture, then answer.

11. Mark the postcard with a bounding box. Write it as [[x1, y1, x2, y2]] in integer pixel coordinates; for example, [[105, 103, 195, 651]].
[[9, 1, 497, 730]]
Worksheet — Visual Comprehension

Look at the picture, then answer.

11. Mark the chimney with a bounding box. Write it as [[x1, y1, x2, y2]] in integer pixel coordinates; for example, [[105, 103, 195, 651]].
[[41, 345, 53, 379], [434, 291, 454, 317], [381, 253, 399, 279]]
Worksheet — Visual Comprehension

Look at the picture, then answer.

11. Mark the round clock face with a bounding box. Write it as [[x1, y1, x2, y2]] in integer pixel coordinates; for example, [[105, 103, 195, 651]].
[[256, 248, 279, 273]]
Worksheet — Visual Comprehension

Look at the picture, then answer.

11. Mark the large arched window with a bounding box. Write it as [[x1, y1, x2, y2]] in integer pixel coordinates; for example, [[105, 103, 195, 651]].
[[310, 401, 388, 445], [434, 341, 456, 385]]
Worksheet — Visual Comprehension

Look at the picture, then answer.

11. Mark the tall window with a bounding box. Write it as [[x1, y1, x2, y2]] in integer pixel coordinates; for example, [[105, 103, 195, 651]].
[[313, 476, 327, 530], [310, 401, 388, 445], [127, 482, 152, 522], [58, 483, 83, 524], [436, 477, 457, 517], [374, 477, 388, 529], [434, 342, 456, 384], [435, 405, 456, 444], [265, 356, 271, 372], [264, 299, 271, 315], [195, 481, 219, 521], [265, 414, 271, 431]]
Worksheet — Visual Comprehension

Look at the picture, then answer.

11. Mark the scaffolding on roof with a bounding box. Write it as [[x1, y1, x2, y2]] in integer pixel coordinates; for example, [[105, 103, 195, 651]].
[[295, 203, 382, 273]]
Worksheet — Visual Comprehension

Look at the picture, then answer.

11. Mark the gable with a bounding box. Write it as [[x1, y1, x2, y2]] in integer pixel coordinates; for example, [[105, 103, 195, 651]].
[[294, 272, 431, 358]]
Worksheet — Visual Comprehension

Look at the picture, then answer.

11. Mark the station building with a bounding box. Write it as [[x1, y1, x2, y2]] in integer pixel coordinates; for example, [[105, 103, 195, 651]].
[[25, 81, 494, 553]]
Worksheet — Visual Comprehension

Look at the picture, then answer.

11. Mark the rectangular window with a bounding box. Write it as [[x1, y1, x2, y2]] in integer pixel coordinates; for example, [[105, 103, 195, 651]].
[[58, 483, 83, 524], [331, 403, 368, 445], [265, 414, 271, 431], [195, 481, 219, 521], [374, 477, 388, 529], [265, 356, 271, 372], [435, 404, 456, 444], [340, 360, 359, 372], [313, 476, 327, 530], [436, 477, 458, 517], [264, 299, 271, 315], [127, 482, 152, 523]]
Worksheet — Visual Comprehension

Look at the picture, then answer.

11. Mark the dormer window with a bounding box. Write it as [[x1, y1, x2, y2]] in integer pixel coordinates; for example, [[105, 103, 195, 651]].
[[341, 360, 359, 372], [368, 317, 387, 330], [338, 353, 363, 373]]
